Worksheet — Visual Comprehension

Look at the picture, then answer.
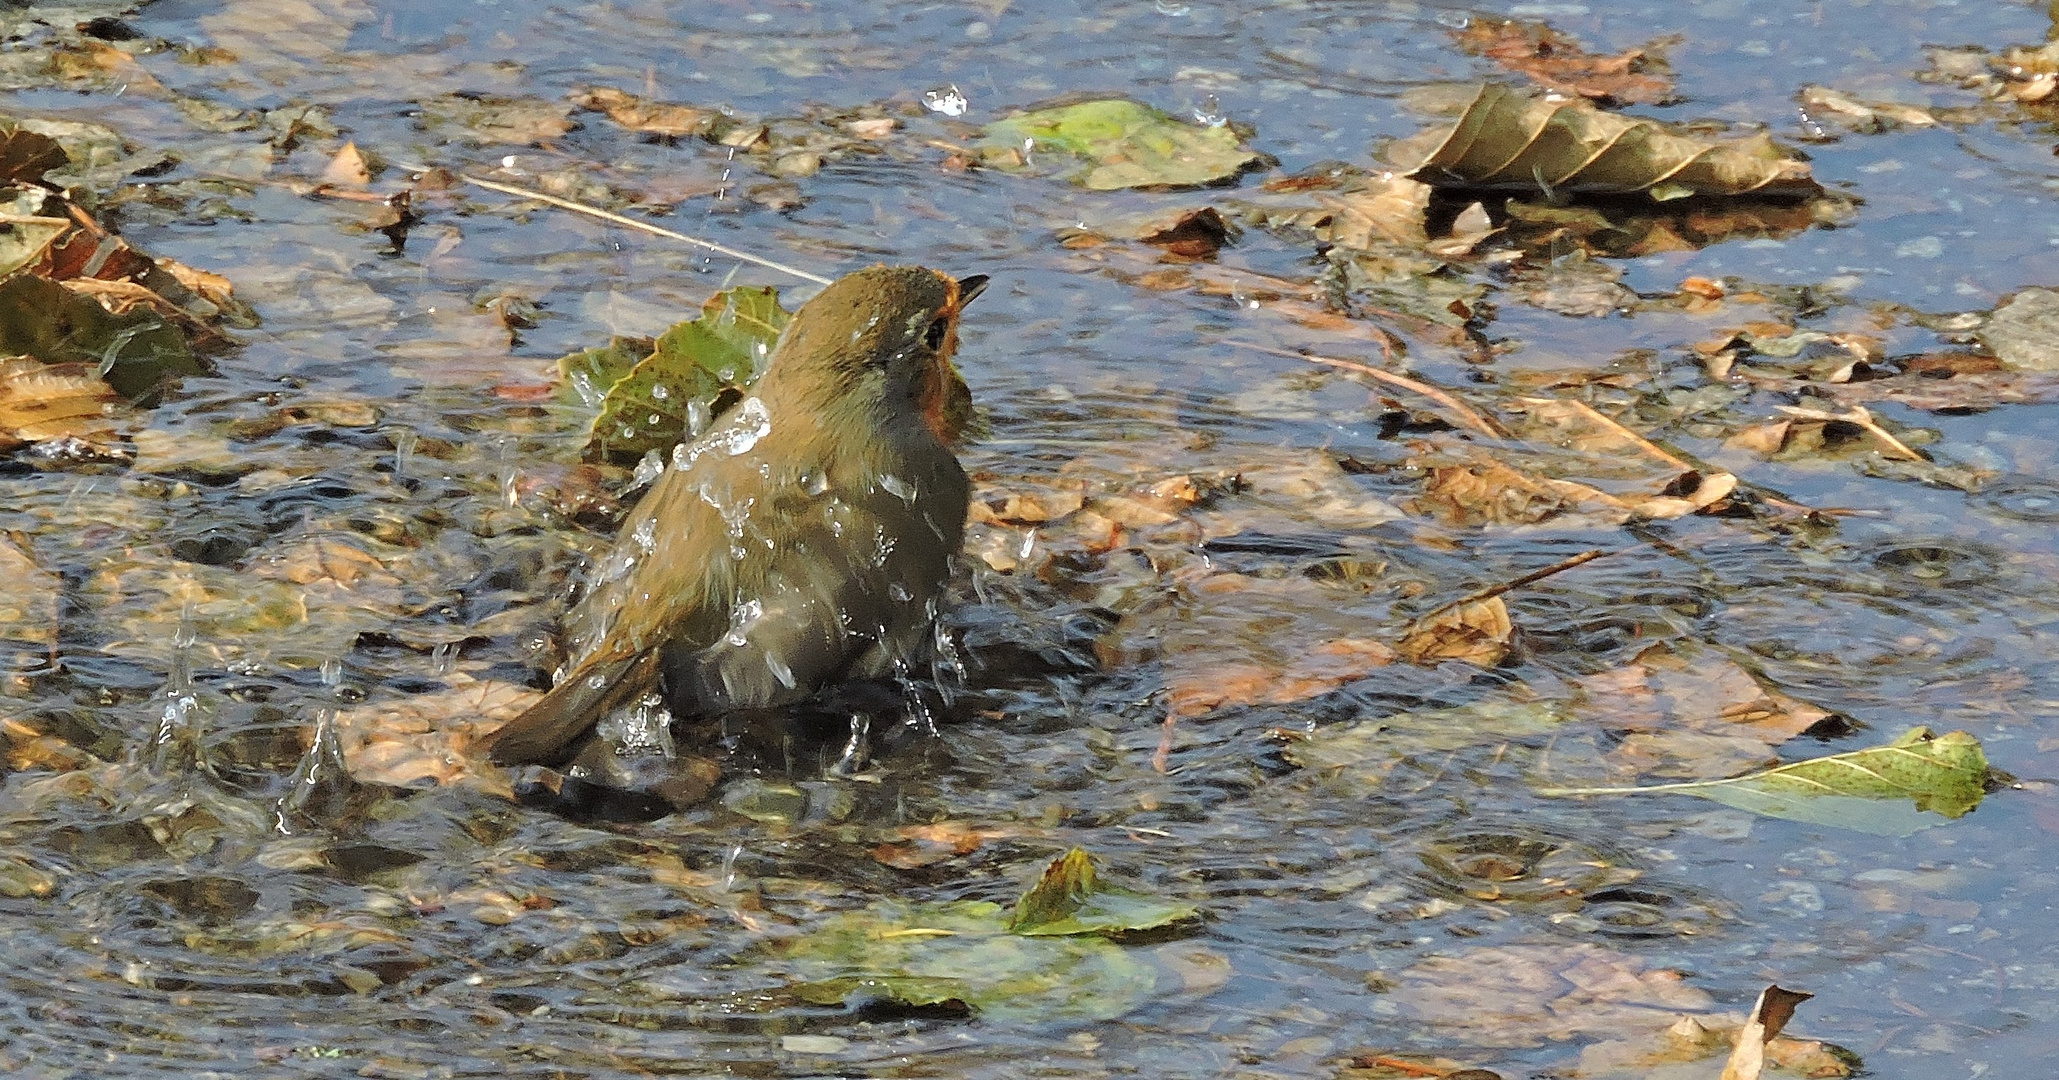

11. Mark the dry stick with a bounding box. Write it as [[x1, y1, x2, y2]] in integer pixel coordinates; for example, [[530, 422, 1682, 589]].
[[399, 166, 834, 286], [1403, 546, 1620, 632], [1776, 403, 1924, 462], [1531, 396, 1693, 471], [1223, 340, 1513, 440]]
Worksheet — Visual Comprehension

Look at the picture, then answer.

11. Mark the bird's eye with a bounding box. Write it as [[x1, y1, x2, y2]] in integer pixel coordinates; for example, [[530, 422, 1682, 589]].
[[924, 316, 950, 350]]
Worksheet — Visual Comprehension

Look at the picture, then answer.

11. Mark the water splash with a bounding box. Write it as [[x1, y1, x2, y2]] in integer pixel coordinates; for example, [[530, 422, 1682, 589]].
[[827, 712, 870, 777], [922, 84, 969, 116], [596, 692, 676, 757], [765, 650, 796, 690], [273, 657, 350, 834], [150, 605, 213, 777]]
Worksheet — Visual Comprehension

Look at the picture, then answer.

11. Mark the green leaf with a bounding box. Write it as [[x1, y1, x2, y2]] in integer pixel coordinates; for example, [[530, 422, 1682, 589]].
[[775, 899, 1162, 1023], [1007, 847, 1198, 937], [980, 99, 1267, 190], [1539, 727, 1992, 836], [579, 285, 790, 463], [0, 274, 206, 401]]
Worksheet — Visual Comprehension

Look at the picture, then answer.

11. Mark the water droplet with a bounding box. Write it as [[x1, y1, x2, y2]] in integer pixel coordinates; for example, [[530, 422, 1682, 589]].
[[1435, 10, 1470, 28], [887, 582, 912, 603], [765, 651, 796, 689], [922, 84, 969, 117], [878, 473, 915, 503], [803, 471, 831, 496], [650, 383, 669, 401], [631, 516, 658, 553], [633, 449, 665, 487], [1192, 94, 1227, 127], [686, 398, 711, 437], [726, 599, 765, 646], [570, 370, 601, 406]]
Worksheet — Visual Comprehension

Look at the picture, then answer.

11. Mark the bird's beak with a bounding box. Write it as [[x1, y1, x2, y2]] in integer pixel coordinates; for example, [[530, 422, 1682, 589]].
[[955, 274, 990, 306]]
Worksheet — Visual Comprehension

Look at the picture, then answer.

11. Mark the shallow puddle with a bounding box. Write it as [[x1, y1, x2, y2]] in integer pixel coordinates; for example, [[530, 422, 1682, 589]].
[[3, 0, 2059, 1077]]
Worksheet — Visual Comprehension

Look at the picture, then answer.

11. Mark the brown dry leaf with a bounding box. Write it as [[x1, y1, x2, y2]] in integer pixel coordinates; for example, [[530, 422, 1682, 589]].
[[572, 86, 719, 139], [1426, 199, 1499, 257], [1578, 1014, 1852, 1079], [1817, 369, 2059, 412], [1397, 596, 1511, 667], [1407, 457, 1627, 527], [0, 357, 126, 451], [1120, 571, 1397, 718], [1721, 985, 1814, 1080], [0, 531, 58, 648], [969, 478, 1089, 525], [318, 141, 371, 187], [1388, 943, 1716, 1047], [872, 821, 1023, 869], [334, 679, 537, 795], [258, 534, 403, 591], [1575, 641, 1831, 744], [1137, 207, 1233, 258], [46, 41, 167, 94], [1798, 86, 1937, 132], [1388, 84, 1819, 199], [1317, 174, 1433, 249], [1453, 19, 1676, 105], [1572, 641, 1831, 780]]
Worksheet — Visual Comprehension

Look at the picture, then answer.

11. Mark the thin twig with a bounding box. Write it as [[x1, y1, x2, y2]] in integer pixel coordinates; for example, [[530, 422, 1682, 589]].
[[1407, 546, 1622, 629], [1224, 339, 1512, 440], [1775, 404, 1924, 462], [398, 165, 833, 285], [1525, 396, 1693, 471]]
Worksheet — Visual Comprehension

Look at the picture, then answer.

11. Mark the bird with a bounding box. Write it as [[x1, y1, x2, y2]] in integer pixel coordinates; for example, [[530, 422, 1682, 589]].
[[476, 264, 985, 771]]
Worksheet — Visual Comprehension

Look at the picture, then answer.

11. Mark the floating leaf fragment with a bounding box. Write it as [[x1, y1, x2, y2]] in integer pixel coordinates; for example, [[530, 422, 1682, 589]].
[[1540, 727, 1992, 836], [572, 86, 723, 139], [1452, 19, 1677, 105], [980, 99, 1267, 190], [1385, 83, 1820, 200], [1976, 287, 2059, 372]]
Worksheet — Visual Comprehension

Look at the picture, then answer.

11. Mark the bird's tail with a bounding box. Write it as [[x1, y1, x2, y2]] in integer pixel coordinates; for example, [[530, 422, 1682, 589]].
[[473, 650, 661, 766]]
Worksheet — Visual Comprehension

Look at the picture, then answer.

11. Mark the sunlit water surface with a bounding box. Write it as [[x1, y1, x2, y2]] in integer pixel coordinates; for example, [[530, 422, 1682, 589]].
[[4, 0, 2059, 1076]]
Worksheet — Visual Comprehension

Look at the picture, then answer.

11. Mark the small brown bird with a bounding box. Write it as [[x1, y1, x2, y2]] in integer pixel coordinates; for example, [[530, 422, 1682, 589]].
[[479, 265, 985, 768]]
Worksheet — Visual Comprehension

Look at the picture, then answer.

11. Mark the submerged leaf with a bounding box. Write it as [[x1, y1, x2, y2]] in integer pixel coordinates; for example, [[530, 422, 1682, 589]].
[[1386, 83, 1819, 200], [1540, 727, 1992, 836], [981, 99, 1266, 190], [775, 899, 1163, 1022], [1009, 847, 1199, 937]]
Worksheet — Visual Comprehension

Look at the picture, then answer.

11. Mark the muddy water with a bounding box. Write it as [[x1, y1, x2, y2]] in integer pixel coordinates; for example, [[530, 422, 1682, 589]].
[[5, 0, 2059, 1076]]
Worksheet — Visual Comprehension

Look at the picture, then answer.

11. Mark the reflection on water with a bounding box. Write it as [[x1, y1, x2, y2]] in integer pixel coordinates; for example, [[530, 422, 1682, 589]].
[[1, 0, 2059, 1076]]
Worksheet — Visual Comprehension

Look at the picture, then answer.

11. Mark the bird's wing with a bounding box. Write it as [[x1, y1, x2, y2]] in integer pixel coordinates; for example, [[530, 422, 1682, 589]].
[[668, 454, 968, 711], [476, 410, 765, 766]]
